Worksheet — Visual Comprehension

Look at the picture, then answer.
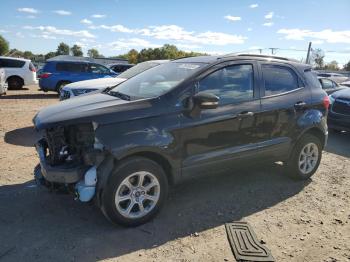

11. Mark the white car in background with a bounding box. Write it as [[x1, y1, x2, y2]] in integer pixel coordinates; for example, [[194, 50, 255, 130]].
[[0, 56, 38, 89], [0, 68, 7, 95], [317, 72, 349, 84], [60, 60, 169, 100]]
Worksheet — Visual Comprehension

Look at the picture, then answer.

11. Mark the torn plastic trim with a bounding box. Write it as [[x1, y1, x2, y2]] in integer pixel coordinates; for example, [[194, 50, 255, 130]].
[[75, 166, 97, 202]]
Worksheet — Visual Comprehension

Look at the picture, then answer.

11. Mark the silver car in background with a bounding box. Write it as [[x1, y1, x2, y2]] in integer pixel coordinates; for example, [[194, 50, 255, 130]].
[[60, 60, 169, 100]]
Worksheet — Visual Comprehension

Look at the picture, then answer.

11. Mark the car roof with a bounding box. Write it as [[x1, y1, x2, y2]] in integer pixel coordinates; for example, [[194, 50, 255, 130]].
[[172, 54, 309, 69], [0, 56, 30, 62], [108, 63, 134, 66]]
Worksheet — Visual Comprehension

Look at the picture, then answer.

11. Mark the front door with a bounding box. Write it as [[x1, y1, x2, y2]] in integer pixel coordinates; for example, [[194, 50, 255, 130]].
[[179, 61, 262, 178]]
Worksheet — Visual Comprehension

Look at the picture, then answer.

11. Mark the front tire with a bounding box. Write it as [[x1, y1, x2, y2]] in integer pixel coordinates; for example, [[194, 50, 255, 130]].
[[56, 81, 70, 94], [101, 157, 168, 227], [286, 134, 322, 180]]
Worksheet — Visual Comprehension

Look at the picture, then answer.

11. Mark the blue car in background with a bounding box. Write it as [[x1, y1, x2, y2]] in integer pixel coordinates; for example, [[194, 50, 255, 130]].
[[39, 60, 117, 92]]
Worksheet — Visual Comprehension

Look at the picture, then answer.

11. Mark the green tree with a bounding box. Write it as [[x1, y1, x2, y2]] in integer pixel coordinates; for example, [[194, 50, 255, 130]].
[[56, 42, 70, 56], [45, 52, 56, 60], [0, 35, 9, 55], [70, 44, 83, 57], [324, 60, 339, 71], [344, 61, 350, 71], [87, 48, 100, 58], [127, 49, 138, 64], [8, 48, 23, 57], [311, 48, 325, 69], [23, 51, 34, 59]]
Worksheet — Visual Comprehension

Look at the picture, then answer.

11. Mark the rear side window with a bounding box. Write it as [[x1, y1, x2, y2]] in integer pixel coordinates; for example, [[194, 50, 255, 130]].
[[262, 65, 299, 96], [0, 58, 25, 68], [56, 62, 87, 72]]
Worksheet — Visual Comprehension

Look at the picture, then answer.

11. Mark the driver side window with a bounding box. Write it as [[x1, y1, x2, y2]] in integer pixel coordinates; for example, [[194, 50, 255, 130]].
[[198, 64, 254, 105]]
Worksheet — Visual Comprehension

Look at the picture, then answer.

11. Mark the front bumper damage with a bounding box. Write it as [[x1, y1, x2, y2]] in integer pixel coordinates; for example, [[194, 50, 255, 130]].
[[35, 138, 100, 202]]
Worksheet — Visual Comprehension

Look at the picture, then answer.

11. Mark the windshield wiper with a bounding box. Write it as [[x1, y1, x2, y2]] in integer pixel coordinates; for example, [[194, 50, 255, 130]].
[[108, 90, 131, 101]]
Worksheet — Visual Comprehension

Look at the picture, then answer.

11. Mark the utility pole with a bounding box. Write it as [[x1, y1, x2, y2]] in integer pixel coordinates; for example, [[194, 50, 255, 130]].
[[258, 49, 263, 54], [269, 48, 278, 55], [306, 42, 312, 64]]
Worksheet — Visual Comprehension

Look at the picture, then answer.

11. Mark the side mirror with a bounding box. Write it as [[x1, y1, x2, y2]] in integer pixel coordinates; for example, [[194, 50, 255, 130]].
[[193, 92, 219, 109]]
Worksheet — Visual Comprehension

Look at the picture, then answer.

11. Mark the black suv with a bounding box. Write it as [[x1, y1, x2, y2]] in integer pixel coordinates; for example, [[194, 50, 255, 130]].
[[33, 54, 329, 226]]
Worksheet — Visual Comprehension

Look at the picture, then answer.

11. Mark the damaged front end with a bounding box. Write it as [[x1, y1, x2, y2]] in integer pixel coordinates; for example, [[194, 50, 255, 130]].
[[35, 123, 105, 202]]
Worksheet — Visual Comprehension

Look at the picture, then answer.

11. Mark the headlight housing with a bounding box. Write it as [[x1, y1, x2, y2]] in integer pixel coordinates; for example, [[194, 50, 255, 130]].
[[72, 88, 98, 96]]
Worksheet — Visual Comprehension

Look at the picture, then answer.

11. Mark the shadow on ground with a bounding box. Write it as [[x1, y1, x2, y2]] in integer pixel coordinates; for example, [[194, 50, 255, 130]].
[[325, 131, 350, 158], [0, 164, 309, 262], [4, 126, 41, 147], [0, 93, 57, 100]]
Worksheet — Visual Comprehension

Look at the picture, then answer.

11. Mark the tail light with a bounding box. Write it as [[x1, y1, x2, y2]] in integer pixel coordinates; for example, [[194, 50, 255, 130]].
[[323, 96, 330, 109], [29, 63, 36, 72], [38, 72, 52, 79]]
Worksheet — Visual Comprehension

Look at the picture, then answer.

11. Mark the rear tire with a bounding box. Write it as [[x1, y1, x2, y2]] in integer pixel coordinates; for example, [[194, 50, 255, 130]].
[[7, 77, 24, 90], [100, 157, 168, 227], [286, 134, 322, 180]]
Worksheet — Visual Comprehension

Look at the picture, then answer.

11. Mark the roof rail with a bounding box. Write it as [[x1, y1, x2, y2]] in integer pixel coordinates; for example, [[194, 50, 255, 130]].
[[223, 53, 299, 62]]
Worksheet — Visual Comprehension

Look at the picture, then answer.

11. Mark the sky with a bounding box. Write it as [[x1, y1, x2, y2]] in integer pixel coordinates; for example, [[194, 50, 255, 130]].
[[0, 0, 349, 65]]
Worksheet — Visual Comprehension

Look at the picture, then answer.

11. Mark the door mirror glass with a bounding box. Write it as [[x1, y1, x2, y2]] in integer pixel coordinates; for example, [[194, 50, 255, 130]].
[[193, 92, 219, 109]]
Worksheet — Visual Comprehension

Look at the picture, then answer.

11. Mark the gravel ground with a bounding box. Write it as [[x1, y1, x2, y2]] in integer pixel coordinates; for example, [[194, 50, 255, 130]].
[[0, 85, 349, 262]]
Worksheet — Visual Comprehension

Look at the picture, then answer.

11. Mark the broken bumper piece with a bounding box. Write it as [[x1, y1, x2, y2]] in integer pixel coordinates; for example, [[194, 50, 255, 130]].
[[35, 139, 87, 184]]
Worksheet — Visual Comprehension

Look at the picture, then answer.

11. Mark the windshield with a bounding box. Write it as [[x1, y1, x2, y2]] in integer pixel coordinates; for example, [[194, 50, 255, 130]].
[[109, 62, 205, 99], [117, 61, 162, 79]]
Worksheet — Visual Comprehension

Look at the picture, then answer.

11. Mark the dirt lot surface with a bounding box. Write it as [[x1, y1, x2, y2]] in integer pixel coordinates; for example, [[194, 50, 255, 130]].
[[0, 85, 349, 262]]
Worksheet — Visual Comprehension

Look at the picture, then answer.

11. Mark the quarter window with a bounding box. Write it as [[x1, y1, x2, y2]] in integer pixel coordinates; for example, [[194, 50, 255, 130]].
[[262, 65, 299, 96], [198, 64, 254, 105], [89, 64, 110, 74]]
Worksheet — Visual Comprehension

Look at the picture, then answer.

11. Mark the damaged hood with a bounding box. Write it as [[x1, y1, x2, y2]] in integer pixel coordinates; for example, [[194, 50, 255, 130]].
[[33, 92, 154, 130]]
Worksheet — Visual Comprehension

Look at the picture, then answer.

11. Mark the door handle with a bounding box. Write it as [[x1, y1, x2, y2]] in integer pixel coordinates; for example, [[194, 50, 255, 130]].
[[237, 111, 254, 117], [294, 101, 307, 109]]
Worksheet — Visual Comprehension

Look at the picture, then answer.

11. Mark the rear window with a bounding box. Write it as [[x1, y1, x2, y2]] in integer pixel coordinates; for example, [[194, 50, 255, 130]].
[[262, 64, 300, 96], [56, 62, 87, 72], [0, 58, 25, 68]]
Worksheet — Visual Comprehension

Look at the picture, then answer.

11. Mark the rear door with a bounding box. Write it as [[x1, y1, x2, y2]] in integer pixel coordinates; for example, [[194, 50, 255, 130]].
[[179, 61, 262, 177], [257, 62, 311, 159]]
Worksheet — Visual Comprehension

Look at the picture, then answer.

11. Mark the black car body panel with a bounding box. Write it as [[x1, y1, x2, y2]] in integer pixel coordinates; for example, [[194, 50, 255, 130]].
[[33, 55, 328, 190], [328, 88, 350, 131]]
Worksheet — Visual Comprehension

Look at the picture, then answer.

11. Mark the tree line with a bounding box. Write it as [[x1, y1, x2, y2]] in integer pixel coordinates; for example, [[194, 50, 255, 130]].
[[0, 34, 349, 70]]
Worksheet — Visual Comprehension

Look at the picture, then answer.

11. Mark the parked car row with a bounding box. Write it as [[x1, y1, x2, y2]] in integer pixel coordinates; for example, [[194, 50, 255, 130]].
[[59, 60, 168, 100], [317, 72, 349, 84], [33, 54, 330, 226]]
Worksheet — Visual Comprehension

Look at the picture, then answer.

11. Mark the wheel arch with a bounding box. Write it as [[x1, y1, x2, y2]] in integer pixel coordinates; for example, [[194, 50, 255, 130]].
[[6, 75, 24, 84]]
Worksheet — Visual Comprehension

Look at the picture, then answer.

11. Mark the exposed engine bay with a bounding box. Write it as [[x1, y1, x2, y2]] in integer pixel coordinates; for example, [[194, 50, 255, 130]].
[[44, 123, 95, 166]]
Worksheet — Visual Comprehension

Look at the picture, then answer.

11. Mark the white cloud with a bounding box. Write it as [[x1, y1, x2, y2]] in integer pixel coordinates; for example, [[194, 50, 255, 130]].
[[249, 46, 263, 50], [16, 32, 25, 38], [23, 25, 96, 38], [247, 28, 253, 31], [224, 15, 242, 22], [27, 15, 36, 19], [108, 38, 160, 50], [81, 19, 93, 25], [277, 28, 350, 43], [263, 22, 274, 27], [249, 4, 258, 8], [312, 40, 324, 45], [139, 25, 246, 45], [90, 24, 133, 33], [177, 43, 201, 49], [91, 14, 106, 18], [17, 7, 39, 14], [30, 34, 57, 40], [265, 12, 274, 19], [53, 10, 72, 16], [0, 29, 9, 33]]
